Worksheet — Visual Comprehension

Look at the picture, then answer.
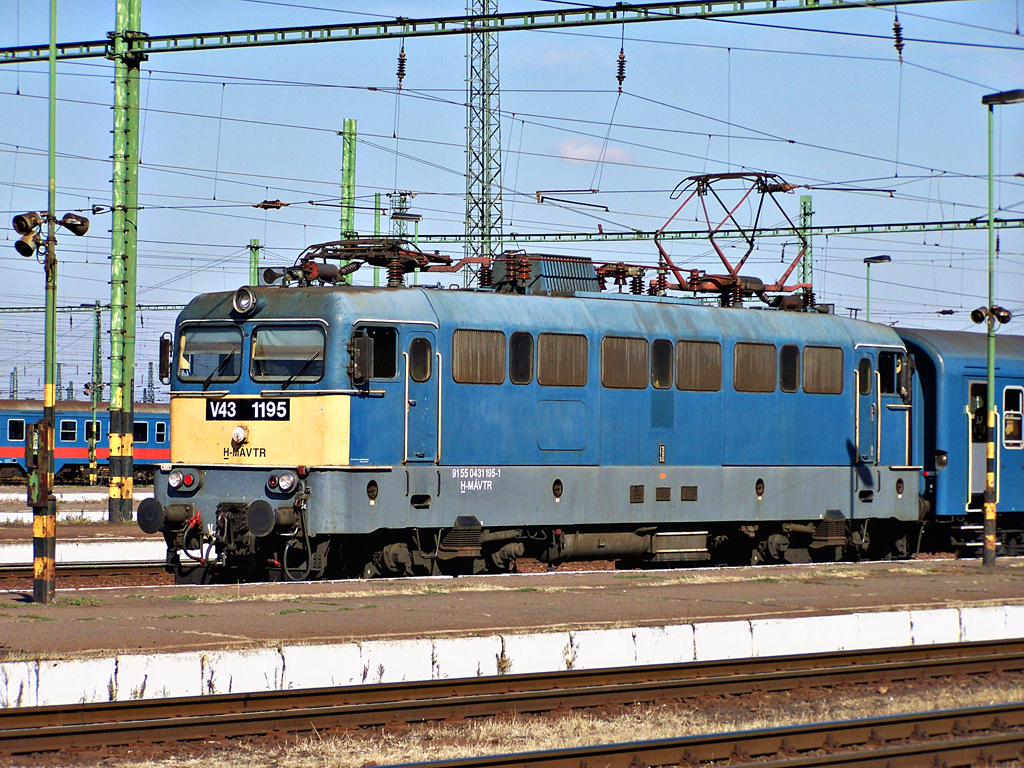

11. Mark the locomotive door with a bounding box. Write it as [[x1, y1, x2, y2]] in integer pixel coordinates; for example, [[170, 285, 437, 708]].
[[855, 355, 877, 463], [877, 350, 912, 468], [403, 330, 439, 464]]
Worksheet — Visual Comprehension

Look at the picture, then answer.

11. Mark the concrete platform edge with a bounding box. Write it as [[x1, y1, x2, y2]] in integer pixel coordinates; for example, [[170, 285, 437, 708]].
[[1, 604, 1022, 708]]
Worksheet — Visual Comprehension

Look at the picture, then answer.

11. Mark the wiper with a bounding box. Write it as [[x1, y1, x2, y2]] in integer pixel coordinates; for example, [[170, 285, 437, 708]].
[[280, 350, 322, 391], [202, 354, 237, 391]]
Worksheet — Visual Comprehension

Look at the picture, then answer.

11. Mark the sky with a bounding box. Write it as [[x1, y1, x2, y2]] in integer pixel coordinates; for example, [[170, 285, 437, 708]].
[[1, 0, 1022, 402]]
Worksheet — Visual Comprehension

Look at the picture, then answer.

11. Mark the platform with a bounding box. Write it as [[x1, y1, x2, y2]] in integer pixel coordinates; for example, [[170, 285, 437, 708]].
[[1, 557, 1022, 708]]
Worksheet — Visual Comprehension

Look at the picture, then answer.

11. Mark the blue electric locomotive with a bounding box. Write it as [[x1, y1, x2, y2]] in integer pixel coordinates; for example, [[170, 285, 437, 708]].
[[137, 244, 994, 583], [0, 400, 170, 483]]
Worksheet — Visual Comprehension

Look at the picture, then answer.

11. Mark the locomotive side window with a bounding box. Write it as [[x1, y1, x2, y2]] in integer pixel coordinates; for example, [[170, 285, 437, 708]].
[[155, 421, 167, 444], [1004, 387, 1023, 449], [538, 333, 588, 387], [409, 337, 432, 383], [59, 419, 77, 443], [85, 420, 102, 441], [453, 329, 506, 384], [779, 345, 800, 393], [676, 340, 721, 392], [878, 351, 901, 395], [134, 421, 149, 444], [804, 346, 844, 395], [178, 326, 242, 384], [7, 419, 25, 442], [359, 326, 398, 379], [251, 326, 325, 383], [858, 358, 872, 395], [509, 332, 534, 385], [601, 336, 649, 389], [651, 339, 673, 390], [733, 343, 777, 393]]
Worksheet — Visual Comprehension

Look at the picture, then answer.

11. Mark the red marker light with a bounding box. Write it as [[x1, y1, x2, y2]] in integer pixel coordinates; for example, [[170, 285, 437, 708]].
[[184, 473, 195, 486], [268, 475, 279, 489]]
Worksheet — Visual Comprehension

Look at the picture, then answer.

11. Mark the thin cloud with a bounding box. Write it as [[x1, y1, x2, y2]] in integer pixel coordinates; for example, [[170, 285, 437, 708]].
[[556, 138, 635, 165]]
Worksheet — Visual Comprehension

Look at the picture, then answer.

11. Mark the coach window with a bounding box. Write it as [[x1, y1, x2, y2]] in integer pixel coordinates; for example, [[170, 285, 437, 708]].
[[734, 343, 777, 393], [858, 358, 872, 395], [651, 339, 673, 389], [601, 336, 649, 389], [85, 420, 102, 442], [356, 326, 398, 379], [676, 340, 721, 392], [803, 346, 844, 395], [178, 326, 242, 384], [155, 421, 167, 444], [453, 329, 506, 384], [409, 337, 432, 383], [134, 421, 149, 444], [1004, 388, 1024, 449], [8, 419, 25, 442], [780, 345, 800, 393], [509, 332, 533, 385], [251, 326, 326, 383], [538, 333, 588, 387], [59, 419, 77, 443]]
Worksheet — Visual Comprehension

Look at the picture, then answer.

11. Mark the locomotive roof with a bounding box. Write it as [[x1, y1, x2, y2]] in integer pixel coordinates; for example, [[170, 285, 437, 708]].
[[181, 284, 905, 349]]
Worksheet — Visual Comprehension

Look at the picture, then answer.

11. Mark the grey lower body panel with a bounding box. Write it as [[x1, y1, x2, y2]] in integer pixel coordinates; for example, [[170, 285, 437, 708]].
[[301, 463, 920, 535]]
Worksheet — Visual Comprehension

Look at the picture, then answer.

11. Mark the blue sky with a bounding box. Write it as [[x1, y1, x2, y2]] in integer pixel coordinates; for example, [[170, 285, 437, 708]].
[[1, 0, 1022, 400]]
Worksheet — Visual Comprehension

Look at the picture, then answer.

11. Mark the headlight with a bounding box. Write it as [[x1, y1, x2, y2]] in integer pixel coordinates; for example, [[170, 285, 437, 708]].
[[168, 469, 184, 489], [278, 471, 297, 492]]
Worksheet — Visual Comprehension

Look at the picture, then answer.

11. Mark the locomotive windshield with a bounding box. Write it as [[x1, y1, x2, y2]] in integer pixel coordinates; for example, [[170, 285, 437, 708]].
[[251, 325, 326, 382], [177, 326, 242, 384]]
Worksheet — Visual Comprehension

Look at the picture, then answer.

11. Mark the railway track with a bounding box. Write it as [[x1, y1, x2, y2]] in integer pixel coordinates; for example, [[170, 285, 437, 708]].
[[415, 701, 1024, 767], [0, 562, 168, 588], [1, 639, 1022, 757]]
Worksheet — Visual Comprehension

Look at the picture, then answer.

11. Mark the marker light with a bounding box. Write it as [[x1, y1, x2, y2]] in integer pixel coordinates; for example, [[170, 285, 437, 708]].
[[168, 469, 184, 489], [267, 475, 279, 490]]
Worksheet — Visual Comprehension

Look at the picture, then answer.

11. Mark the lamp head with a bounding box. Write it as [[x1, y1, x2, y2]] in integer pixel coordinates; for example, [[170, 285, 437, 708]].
[[970, 307, 987, 325], [59, 213, 90, 237], [15, 232, 42, 257], [12, 212, 41, 236], [982, 89, 1024, 106], [863, 255, 892, 265], [993, 306, 1012, 324]]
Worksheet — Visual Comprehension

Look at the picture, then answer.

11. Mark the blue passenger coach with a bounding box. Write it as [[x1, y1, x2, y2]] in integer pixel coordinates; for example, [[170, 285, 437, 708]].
[[898, 329, 1024, 553], [139, 251, 935, 582]]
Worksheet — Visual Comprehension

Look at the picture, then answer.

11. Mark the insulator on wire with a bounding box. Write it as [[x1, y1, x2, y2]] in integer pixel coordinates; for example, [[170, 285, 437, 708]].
[[616, 48, 626, 93], [396, 46, 407, 90], [892, 16, 904, 63]]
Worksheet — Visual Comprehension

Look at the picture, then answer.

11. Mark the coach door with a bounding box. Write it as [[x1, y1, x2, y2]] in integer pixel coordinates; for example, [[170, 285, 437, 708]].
[[967, 381, 991, 510], [403, 330, 440, 464]]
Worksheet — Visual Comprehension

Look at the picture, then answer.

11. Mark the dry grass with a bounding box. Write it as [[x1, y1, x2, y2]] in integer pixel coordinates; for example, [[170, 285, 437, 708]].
[[79, 674, 1024, 768]]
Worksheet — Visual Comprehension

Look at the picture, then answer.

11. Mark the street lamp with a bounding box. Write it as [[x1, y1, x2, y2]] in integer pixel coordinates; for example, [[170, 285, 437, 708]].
[[863, 255, 891, 322], [979, 88, 1024, 567]]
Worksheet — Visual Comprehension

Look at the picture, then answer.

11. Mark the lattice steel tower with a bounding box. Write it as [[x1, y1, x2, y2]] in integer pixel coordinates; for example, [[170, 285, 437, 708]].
[[465, 0, 503, 284]]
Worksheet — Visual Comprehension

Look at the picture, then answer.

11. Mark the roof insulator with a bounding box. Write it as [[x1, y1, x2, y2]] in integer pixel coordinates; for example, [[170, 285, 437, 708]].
[[397, 46, 407, 90], [893, 16, 905, 63]]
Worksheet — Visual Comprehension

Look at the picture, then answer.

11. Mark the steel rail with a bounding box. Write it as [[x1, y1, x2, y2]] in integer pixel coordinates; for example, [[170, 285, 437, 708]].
[[405, 702, 1024, 768], [0, 639, 1021, 755]]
